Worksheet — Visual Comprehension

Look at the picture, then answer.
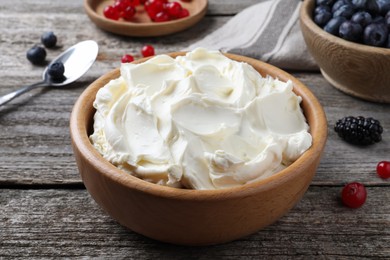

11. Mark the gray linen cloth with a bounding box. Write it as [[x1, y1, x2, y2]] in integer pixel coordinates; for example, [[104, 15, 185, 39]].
[[188, 0, 318, 71]]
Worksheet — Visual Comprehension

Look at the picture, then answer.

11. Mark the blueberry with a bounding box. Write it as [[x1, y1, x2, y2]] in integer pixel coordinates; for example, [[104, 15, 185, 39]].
[[315, 11, 333, 26], [376, 0, 390, 15], [386, 33, 390, 47], [333, 4, 356, 18], [324, 16, 347, 35], [339, 21, 363, 41], [332, 0, 349, 12], [26, 46, 46, 65], [351, 11, 373, 27], [363, 22, 389, 46], [386, 10, 390, 29], [367, 0, 380, 14], [372, 15, 385, 23], [41, 31, 57, 48], [47, 62, 65, 81], [351, 0, 367, 9], [315, 5, 331, 14], [316, 0, 336, 6]]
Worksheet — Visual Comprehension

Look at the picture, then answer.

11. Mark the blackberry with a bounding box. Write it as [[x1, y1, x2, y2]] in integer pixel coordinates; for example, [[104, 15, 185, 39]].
[[334, 116, 383, 145]]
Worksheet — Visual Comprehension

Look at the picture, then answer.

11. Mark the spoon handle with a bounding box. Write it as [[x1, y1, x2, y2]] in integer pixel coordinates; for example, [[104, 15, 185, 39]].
[[0, 81, 47, 106]]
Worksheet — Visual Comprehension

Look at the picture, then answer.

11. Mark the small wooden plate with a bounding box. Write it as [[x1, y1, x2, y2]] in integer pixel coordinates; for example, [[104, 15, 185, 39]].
[[84, 0, 208, 37]]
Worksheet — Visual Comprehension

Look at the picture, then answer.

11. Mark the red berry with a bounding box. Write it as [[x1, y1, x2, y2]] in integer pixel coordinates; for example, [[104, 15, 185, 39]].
[[165, 2, 182, 18], [128, 0, 140, 6], [114, 0, 130, 12], [103, 5, 121, 20], [177, 8, 189, 18], [377, 161, 390, 179], [121, 54, 135, 63], [154, 11, 170, 22], [145, 0, 165, 19], [122, 6, 136, 20], [141, 45, 155, 57], [341, 182, 367, 208]]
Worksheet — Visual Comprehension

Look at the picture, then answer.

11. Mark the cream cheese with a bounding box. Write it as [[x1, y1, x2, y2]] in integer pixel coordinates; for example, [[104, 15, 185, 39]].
[[90, 48, 312, 190]]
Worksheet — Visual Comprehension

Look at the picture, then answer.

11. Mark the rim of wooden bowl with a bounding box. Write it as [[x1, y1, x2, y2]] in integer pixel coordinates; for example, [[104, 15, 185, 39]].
[[84, 0, 208, 37], [70, 52, 328, 201]]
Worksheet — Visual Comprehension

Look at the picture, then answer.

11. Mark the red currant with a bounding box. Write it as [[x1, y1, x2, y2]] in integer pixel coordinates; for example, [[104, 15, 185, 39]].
[[103, 5, 121, 20], [165, 2, 182, 18], [145, 0, 165, 19], [141, 45, 155, 57], [128, 0, 141, 6], [376, 161, 390, 179], [341, 182, 367, 208], [154, 11, 170, 22], [121, 54, 135, 63], [122, 6, 136, 20], [114, 0, 130, 12], [178, 8, 189, 18]]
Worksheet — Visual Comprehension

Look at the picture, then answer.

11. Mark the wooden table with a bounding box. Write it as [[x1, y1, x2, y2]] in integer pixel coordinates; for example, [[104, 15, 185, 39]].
[[1, 0, 389, 258]]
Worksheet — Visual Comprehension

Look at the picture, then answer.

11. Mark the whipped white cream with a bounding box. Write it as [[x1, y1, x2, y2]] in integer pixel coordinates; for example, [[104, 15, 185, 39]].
[[90, 48, 312, 190]]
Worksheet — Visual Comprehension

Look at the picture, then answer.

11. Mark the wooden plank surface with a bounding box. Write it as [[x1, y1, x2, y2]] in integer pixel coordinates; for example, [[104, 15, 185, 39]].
[[0, 0, 389, 258], [1, 187, 389, 258]]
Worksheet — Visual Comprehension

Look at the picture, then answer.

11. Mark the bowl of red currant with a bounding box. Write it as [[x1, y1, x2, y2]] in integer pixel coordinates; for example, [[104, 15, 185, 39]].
[[84, 0, 207, 37]]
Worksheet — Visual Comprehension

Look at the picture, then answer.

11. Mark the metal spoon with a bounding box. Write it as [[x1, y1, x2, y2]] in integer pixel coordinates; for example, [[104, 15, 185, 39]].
[[0, 40, 99, 106]]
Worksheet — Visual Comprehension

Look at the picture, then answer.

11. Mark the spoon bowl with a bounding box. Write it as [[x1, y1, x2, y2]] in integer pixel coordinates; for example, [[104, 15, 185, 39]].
[[44, 40, 99, 86], [0, 40, 99, 106]]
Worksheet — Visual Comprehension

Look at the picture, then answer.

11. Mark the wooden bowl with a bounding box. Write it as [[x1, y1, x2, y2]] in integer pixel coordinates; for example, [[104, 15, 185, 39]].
[[70, 52, 327, 246], [300, 0, 390, 103], [84, 0, 208, 37]]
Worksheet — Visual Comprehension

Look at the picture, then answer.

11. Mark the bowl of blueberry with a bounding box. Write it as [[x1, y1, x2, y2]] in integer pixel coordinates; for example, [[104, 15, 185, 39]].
[[300, 0, 390, 103]]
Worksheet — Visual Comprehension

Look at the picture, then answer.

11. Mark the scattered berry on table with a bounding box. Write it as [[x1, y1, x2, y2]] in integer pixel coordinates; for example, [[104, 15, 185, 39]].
[[313, 0, 390, 48], [121, 54, 135, 63], [41, 31, 57, 48], [376, 161, 390, 179], [141, 44, 155, 57], [334, 116, 383, 145], [341, 182, 367, 208], [47, 62, 65, 81], [26, 46, 47, 65]]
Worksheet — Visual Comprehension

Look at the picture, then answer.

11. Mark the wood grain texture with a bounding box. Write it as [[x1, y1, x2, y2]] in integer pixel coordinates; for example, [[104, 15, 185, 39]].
[[0, 0, 389, 256], [1, 188, 389, 258]]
